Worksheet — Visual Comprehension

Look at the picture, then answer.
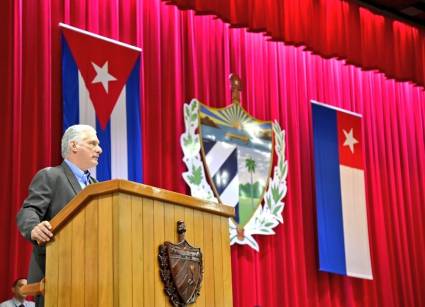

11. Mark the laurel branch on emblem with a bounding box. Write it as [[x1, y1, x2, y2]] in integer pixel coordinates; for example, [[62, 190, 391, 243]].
[[180, 100, 218, 203], [180, 99, 287, 251]]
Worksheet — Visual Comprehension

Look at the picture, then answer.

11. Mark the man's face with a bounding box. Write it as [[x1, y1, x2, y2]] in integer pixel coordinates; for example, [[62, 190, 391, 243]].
[[72, 131, 102, 170], [12, 279, 27, 300]]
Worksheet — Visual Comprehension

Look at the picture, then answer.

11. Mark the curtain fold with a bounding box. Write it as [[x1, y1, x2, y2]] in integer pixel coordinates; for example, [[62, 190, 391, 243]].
[[164, 0, 425, 88], [1, 0, 424, 306]]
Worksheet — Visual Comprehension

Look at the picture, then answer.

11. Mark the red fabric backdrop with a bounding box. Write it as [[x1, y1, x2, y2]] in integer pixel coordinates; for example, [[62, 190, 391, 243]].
[[1, 0, 425, 306], [166, 0, 425, 89]]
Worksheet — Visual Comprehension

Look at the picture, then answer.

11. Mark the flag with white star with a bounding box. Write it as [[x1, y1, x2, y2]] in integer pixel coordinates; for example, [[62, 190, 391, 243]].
[[61, 23, 143, 182], [311, 100, 372, 280]]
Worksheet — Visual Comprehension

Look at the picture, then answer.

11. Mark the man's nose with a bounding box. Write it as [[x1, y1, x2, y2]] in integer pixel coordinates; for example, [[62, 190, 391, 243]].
[[97, 145, 102, 154]]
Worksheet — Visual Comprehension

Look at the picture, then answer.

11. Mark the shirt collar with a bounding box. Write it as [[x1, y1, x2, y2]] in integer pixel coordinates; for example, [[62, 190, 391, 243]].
[[64, 159, 88, 183], [12, 297, 25, 306]]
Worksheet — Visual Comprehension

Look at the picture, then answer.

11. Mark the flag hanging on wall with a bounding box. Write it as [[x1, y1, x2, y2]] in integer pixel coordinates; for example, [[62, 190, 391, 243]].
[[311, 100, 372, 280], [60, 23, 143, 182]]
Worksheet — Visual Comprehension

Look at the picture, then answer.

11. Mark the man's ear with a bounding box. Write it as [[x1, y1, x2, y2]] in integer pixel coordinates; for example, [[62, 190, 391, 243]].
[[71, 141, 79, 152]]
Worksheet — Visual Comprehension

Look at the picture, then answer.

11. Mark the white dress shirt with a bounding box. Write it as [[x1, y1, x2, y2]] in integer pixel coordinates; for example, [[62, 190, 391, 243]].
[[0, 297, 35, 307]]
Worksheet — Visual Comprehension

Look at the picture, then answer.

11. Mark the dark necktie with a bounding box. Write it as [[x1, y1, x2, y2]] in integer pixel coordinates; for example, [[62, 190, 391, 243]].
[[84, 170, 91, 186], [18, 304, 25, 307]]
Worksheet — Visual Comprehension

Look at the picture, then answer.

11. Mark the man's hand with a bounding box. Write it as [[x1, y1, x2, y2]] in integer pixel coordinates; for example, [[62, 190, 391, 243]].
[[30, 221, 53, 244]]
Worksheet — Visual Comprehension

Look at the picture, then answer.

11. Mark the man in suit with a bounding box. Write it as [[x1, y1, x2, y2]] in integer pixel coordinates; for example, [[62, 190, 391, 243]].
[[0, 278, 35, 307], [16, 124, 102, 307]]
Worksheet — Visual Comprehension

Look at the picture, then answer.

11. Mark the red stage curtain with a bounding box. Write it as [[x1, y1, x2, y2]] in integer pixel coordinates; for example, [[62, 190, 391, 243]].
[[1, 0, 425, 306], [165, 0, 425, 89]]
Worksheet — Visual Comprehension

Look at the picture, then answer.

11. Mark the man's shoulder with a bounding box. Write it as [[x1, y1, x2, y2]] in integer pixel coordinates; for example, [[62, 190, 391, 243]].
[[28, 163, 68, 188], [35, 163, 67, 178]]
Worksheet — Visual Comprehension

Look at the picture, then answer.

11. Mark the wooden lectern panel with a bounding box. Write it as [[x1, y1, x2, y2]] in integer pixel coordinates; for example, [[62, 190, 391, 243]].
[[44, 182, 233, 307]]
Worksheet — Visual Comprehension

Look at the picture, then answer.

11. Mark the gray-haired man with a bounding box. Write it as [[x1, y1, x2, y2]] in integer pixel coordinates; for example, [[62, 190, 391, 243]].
[[16, 124, 102, 307]]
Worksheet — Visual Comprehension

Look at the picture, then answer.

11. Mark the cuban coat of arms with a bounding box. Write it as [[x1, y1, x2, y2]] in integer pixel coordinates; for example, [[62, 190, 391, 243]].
[[180, 75, 287, 251]]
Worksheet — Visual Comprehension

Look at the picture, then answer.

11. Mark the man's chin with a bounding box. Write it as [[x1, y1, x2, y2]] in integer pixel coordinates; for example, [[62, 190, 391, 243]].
[[84, 162, 98, 170]]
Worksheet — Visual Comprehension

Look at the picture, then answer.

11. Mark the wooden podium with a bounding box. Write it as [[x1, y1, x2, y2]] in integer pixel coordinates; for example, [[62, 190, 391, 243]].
[[29, 180, 234, 307]]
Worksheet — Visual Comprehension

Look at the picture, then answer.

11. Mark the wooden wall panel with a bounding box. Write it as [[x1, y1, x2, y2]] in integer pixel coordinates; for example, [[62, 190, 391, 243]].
[[202, 212, 215, 306], [153, 200, 166, 306], [45, 234, 59, 307], [84, 200, 99, 306], [98, 195, 114, 307], [57, 222, 72, 307], [221, 217, 233, 307], [116, 193, 133, 307], [84, 199, 99, 306], [112, 194, 119, 307], [184, 207, 194, 242], [142, 198, 154, 306], [71, 210, 85, 306], [131, 195, 144, 307], [164, 201, 175, 244], [212, 215, 224, 307], [114, 193, 133, 306], [193, 209, 206, 307]]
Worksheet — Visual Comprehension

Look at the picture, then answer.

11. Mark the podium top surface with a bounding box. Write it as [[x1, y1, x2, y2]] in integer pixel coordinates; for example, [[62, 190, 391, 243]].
[[50, 179, 234, 233]]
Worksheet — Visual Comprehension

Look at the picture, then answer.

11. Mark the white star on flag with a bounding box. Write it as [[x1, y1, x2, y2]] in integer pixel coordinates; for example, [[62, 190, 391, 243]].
[[91, 61, 117, 93], [343, 128, 359, 153]]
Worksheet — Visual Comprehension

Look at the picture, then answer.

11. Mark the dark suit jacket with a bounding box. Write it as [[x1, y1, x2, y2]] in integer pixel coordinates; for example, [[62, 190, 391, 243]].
[[16, 161, 96, 283]]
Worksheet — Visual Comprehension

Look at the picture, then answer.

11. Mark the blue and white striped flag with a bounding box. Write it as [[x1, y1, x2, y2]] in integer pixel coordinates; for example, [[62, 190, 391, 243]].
[[61, 23, 142, 182]]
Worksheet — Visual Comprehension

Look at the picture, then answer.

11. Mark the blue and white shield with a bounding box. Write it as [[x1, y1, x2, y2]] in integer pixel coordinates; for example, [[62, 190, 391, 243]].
[[198, 103, 273, 227]]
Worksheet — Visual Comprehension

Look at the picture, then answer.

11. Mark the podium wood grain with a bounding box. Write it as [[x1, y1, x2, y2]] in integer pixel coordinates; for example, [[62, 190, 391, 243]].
[[42, 180, 234, 307]]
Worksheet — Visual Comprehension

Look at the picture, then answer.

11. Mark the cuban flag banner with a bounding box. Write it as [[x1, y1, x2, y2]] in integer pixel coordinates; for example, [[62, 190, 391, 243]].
[[60, 23, 142, 182], [311, 100, 372, 280]]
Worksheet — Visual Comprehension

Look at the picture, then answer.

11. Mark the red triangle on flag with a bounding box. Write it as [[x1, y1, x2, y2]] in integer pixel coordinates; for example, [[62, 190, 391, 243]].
[[61, 24, 141, 129]]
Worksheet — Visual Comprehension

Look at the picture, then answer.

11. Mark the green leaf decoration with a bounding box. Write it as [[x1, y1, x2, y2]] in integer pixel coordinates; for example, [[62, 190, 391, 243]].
[[271, 185, 283, 203], [266, 195, 272, 209], [260, 228, 273, 234], [273, 205, 282, 216], [187, 165, 202, 185], [183, 134, 193, 146], [281, 162, 288, 178]]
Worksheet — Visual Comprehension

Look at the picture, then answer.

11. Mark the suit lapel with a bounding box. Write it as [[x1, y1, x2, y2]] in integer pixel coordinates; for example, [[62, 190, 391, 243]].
[[61, 161, 82, 194]]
